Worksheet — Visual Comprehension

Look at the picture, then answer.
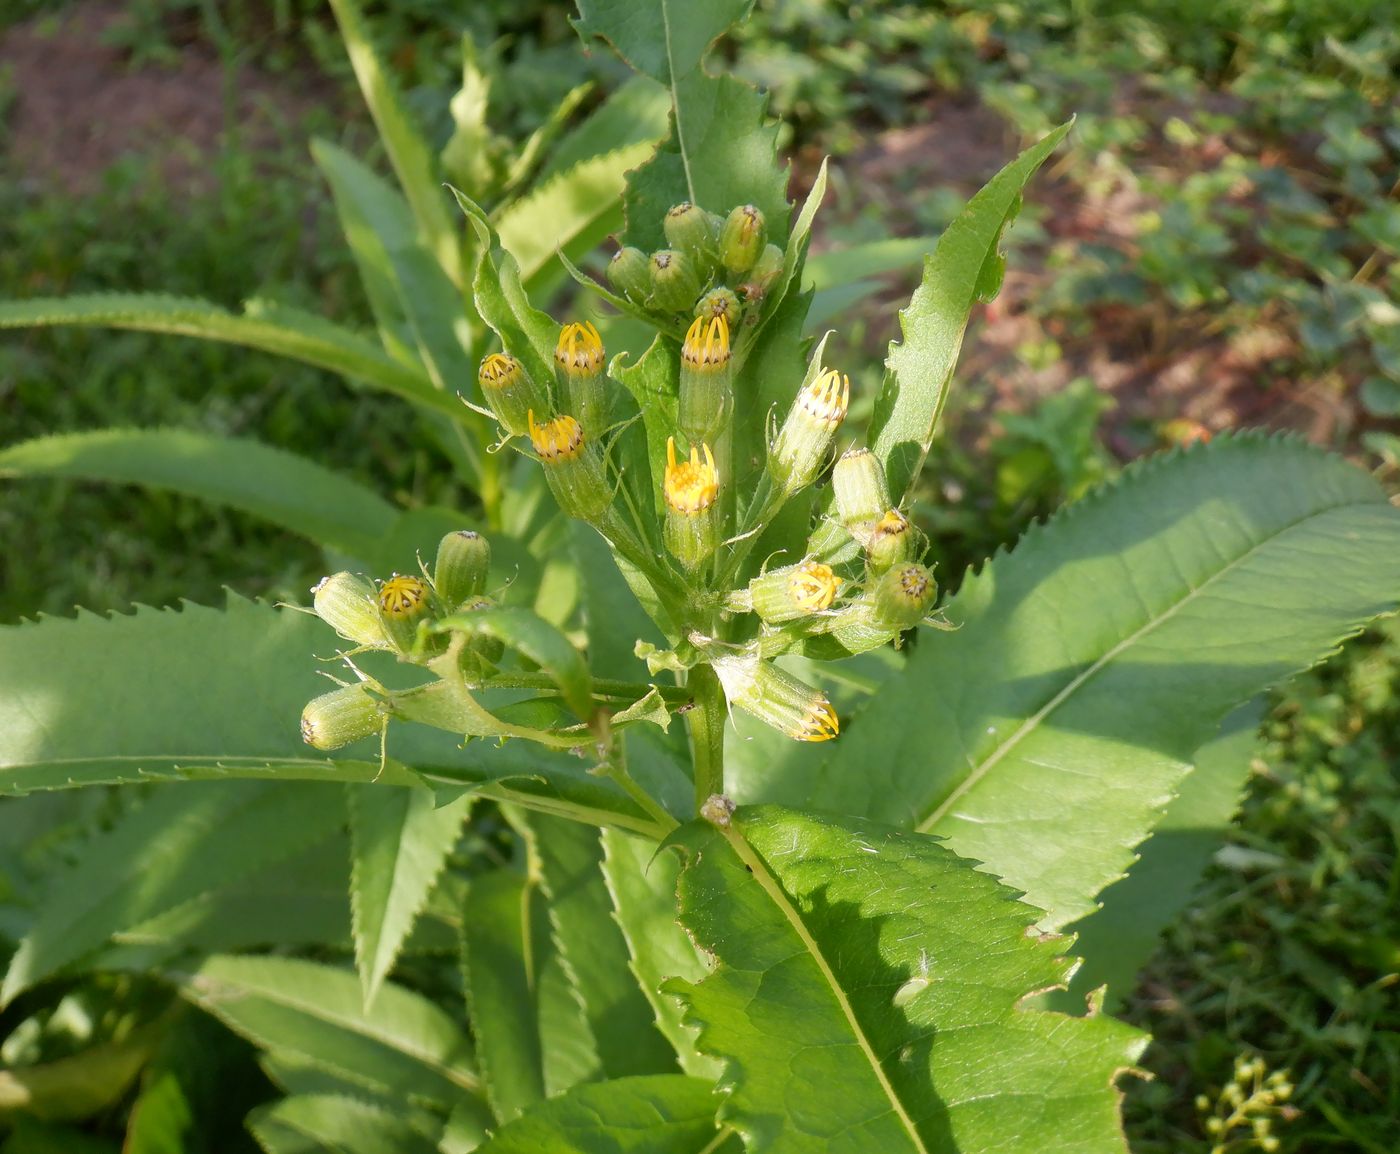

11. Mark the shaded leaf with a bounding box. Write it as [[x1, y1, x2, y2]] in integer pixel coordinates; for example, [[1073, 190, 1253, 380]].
[[247, 1094, 440, 1154]]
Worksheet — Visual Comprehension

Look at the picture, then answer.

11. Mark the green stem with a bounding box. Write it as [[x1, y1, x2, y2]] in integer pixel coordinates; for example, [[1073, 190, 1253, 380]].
[[685, 662, 727, 811], [480, 673, 693, 705], [603, 740, 679, 835]]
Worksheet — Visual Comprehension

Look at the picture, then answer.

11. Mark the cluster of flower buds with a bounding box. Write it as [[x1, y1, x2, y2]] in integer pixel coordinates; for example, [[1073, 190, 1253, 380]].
[[1196, 1055, 1295, 1154], [300, 529, 498, 750]]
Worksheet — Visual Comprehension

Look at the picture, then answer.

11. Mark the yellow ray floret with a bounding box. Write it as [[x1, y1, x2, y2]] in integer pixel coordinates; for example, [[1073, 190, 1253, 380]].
[[478, 352, 522, 390], [378, 575, 428, 618], [797, 368, 850, 425], [554, 321, 605, 376], [681, 315, 731, 372], [664, 436, 719, 513], [789, 561, 840, 612], [529, 411, 586, 461], [797, 699, 841, 742]]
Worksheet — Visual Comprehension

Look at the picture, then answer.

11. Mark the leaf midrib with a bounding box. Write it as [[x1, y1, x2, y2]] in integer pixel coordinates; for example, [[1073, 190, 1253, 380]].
[[660, 1, 697, 203], [916, 493, 1373, 834]]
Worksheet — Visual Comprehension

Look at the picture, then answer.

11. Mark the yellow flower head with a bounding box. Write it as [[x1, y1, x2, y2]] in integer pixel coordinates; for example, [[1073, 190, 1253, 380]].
[[554, 321, 605, 376], [378, 574, 429, 619], [664, 436, 719, 514], [797, 369, 850, 426], [871, 508, 910, 544], [528, 411, 586, 462], [681, 315, 731, 373], [797, 699, 840, 742], [789, 561, 840, 612], [478, 352, 522, 391]]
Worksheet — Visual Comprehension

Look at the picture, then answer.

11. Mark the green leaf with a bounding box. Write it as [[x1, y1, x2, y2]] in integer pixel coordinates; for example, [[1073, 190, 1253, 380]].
[[571, 1, 752, 85], [0, 596, 662, 837], [537, 76, 670, 183], [327, 0, 461, 286], [528, 815, 677, 1080], [0, 294, 452, 418], [1, 781, 344, 1005], [182, 955, 479, 1107], [668, 806, 1144, 1153], [816, 435, 1400, 931], [0, 1030, 156, 1122], [247, 1094, 441, 1154], [478, 1075, 733, 1153], [0, 429, 397, 559], [872, 123, 1071, 501], [349, 786, 472, 1005]]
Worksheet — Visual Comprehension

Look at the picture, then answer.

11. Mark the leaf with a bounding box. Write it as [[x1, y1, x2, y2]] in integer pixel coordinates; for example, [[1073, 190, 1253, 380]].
[[182, 955, 480, 1107], [536, 76, 670, 183], [815, 435, 1400, 931], [804, 237, 941, 290], [0, 429, 397, 559], [668, 806, 1144, 1153], [871, 123, 1071, 501], [528, 815, 677, 1080], [1, 781, 344, 1005], [0, 1030, 157, 1122], [327, 0, 461, 286], [478, 1075, 734, 1153], [247, 1094, 442, 1154], [349, 786, 472, 1005], [432, 607, 593, 719], [0, 294, 451, 417], [571, 0, 753, 85], [0, 596, 663, 838]]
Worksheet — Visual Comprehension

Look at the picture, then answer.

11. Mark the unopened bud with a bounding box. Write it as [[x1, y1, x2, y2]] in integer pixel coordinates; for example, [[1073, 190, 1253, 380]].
[[433, 530, 490, 610], [528, 411, 611, 523], [663, 202, 718, 272], [719, 205, 766, 276], [478, 352, 546, 436], [301, 683, 382, 751], [832, 448, 890, 546], [648, 249, 701, 313], [662, 437, 720, 570], [555, 321, 608, 439], [312, 571, 389, 649], [872, 563, 937, 630], [378, 574, 434, 656], [607, 245, 651, 301], [867, 509, 914, 572], [678, 315, 733, 445], [694, 286, 743, 331], [738, 560, 842, 624], [738, 243, 784, 306], [712, 653, 839, 742], [769, 368, 849, 494]]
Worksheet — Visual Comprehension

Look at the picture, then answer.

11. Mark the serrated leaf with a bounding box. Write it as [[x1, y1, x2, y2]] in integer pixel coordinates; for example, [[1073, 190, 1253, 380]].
[[0, 429, 397, 558], [0, 294, 450, 416], [537, 76, 670, 183], [668, 806, 1144, 1153], [1, 781, 343, 1005], [814, 435, 1400, 931], [247, 1094, 441, 1154], [478, 1074, 734, 1153], [182, 956, 479, 1108], [872, 123, 1071, 501], [349, 786, 471, 1005], [571, 0, 752, 85]]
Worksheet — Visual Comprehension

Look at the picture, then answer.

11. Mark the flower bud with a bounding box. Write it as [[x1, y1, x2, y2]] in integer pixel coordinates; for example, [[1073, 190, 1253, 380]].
[[712, 652, 839, 742], [528, 410, 612, 523], [607, 245, 651, 301], [555, 321, 608, 439], [663, 202, 718, 271], [769, 368, 849, 494], [738, 243, 784, 306], [694, 286, 743, 331], [718, 204, 766, 276], [678, 315, 733, 445], [663, 436, 720, 570], [737, 560, 842, 624], [312, 571, 389, 649], [867, 508, 914, 572], [648, 249, 701, 313], [478, 352, 546, 437], [377, 574, 434, 656], [871, 563, 937, 630], [433, 530, 490, 610], [301, 683, 383, 750], [832, 448, 890, 546]]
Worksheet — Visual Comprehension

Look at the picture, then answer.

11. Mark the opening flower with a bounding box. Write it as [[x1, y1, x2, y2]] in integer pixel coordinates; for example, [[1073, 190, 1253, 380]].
[[681, 315, 731, 373], [797, 369, 849, 426], [478, 352, 523, 391], [789, 561, 840, 612], [378, 575, 429, 619], [664, 437, 719, 514], [529, 411, 586, 461], [554, 321, 605, 377]]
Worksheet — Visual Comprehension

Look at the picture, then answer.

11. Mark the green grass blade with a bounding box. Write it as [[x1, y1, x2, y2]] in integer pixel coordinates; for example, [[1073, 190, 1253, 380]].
[[0, 429, 397, 558]]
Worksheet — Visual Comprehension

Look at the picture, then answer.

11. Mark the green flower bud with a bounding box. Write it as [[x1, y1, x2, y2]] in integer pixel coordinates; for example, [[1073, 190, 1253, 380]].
[[478, 352, 547, 437], [662, 437, 720, 570], [312, 571, 389, 649], [607, 245, 651, 301], [678, 315, 734, 446], [433, 530, 490, 610], [694, 286, 743, 331], [769, 368, 849, 494], [735, 559, 842, 624], [712, 652, 839, 742], [833, 448, 890, 547], [872, 563, 937, 630], [867, 509, 914, 572], [529, 411, 612, 523], [738, 243, 785, 307], [648, 249, 701, 313], [555, 321, 609, 440], [719, 204, 766, 276], [663, 202, 718, 271], [377, 574, 435, 657], [301, 683, 383, 751]]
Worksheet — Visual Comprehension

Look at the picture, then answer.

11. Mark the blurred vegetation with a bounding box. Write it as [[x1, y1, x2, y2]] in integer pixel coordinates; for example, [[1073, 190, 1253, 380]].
[[1, 2, 1397, 1151]]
